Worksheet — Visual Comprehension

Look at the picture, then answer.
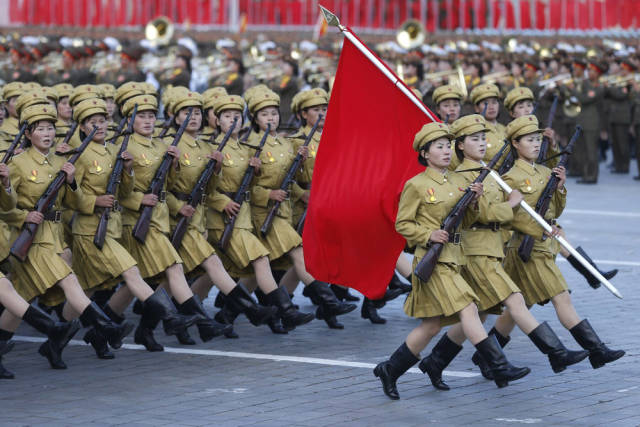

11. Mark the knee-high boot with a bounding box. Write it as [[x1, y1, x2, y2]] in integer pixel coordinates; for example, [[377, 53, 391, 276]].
[[528, 322, 589, 373], [471, 327, 510, 380], [418, 334, 463, 390], [474, 335, 530, 388], [373, 342, 419, 400], [569, 319, 625, 369], [566, 247, 618, 289]]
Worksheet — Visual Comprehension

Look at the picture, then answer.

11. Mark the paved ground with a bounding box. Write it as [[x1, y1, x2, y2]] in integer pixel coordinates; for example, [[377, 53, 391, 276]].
[[2, 161, 639, 427]]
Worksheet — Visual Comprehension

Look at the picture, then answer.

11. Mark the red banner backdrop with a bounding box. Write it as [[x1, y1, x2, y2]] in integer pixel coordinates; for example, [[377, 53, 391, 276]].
[[6, 0, 639, 30]]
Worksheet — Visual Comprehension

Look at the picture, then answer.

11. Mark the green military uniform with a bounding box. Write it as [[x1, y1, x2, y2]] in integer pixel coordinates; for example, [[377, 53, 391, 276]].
[[605, 75, 633, 173]]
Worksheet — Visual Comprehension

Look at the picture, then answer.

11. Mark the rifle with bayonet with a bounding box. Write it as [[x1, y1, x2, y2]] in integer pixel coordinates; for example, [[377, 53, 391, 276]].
[[94, 105, 138, 250], [170, 117, 238, 249], [218, 125, 269, 251], [414, 141, 509, 282], [1, 123, 27, 164], [517, 125, 582, 263], [536, 95, 559, 164], [11, 126, 97, 261], [131, 107, 192, 243], [260, 115, 322, 237]]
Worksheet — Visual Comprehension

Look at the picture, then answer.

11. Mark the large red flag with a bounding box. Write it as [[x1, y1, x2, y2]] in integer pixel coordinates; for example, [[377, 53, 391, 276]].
[[302, 31, 438, 299]]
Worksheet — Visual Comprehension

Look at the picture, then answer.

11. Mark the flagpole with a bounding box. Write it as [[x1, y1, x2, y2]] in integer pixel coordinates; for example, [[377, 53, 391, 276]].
[[320, 6, 438, 122]]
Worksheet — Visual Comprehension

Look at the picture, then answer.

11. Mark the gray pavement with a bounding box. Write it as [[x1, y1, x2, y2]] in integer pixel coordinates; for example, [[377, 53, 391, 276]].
[[2, 161, 639, 427]]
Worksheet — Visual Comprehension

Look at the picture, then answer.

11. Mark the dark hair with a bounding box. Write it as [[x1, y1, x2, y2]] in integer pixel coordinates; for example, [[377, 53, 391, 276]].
[[454, 136, 465, 161], [417, 141, 433, 166], [511, 98, 533, 113], [284, 59, 299, 77], [173, 106, 204, 131]]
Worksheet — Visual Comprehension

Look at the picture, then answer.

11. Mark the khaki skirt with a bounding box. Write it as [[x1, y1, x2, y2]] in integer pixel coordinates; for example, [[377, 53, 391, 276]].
[[208, 228, 269, 278], [177, 228, 215, 274], [253, 216, 302, 262], [120, 225, 183, 279], [404, 258, 479, 325], [503, 248, 569, 306], [461, 255, 520, 314], [72, 235, 137, 291]]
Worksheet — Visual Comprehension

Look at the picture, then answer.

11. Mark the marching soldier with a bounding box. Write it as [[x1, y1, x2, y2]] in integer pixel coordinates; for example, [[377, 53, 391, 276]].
[[605, 59, 635, 174], [0, 82, 24, 144]]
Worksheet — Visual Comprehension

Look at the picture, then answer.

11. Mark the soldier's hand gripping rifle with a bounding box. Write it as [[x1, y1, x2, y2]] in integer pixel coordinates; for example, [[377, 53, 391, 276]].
[[131, 107, 192, 243], [11, 126, 97, 262], [414, 141, 509, 282], [106, 116, 128, 144], [218, 124, 270, 251], [536, 95, 559, 164], [1, 122, 27, 164], [170, 117, 238, 249], [517, 125, 582, 262], [93, 105, 137, 250], [260, 114, 323, 237]]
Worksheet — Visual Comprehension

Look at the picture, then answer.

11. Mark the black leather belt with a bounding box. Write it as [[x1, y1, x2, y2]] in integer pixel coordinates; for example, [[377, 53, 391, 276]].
[[448, 232, 461, 244], [222, 190, 249, 202], [470, 222, 500, 232], [43, 210, 62, 222], [171, 191, 190, 201], [298, 183, 311, 190]]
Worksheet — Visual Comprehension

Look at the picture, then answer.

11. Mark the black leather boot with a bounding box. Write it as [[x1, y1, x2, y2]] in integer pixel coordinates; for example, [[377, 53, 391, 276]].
[[268, 286, 314, 330], [373, 342, 419, 400], [145, 289, 201, 336], [330, 284, 360, 302], [0, 332, 15, 379], [471, 327, 510, 380], [388, 273, 412, 294], [226, 283, 277, 326], [315, 305, 343, 329], [179, 295, 232, 342], [569, 319, 625, 369], [255, 288, 288, 334], [303, 281, 357, 318], [23, 304, 82, 361], [566, 247, 618, 289], [172, 298, 197, 344], [361, 297, 386, 324], [103, 305, 128, 349], [214, 291, 226, 308], [79, 302, 134, 349], [474, 335, 530, 388], [132, 299, 144, 315], [528, 322, 589, 373], [214, 307, 240, 338], [83, 328, 114, 359], [418, 334, 463, 390]]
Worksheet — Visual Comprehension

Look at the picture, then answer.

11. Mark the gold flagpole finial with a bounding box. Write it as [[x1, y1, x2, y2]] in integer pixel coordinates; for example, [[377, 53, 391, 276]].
[[319, 5, 341, 28]]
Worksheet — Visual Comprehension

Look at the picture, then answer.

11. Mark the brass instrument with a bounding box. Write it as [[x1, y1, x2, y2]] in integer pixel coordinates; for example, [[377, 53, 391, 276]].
[[145, 16, 174, 47], [396, 20, 425, 50], [481, 70, 511, 84], [423, 66, 467, 97], [563, 97, 581, 118], [600, 74, 640, 87]]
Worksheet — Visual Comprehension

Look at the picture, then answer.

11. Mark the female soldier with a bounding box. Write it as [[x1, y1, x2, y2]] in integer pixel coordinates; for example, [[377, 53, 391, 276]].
[[4, 104, 131, 369], [53, 83, 74, 144], [418, 115, 588, 391], [373, 122, 530, 400], [432, 84, 464, 125], [201, 87, 228, 141], [69, 98, 196, 359], [479, 115, 624, 374], [246, 88, 356, 326], [111, 89, 231, 352], [165, 91, 275, 341]]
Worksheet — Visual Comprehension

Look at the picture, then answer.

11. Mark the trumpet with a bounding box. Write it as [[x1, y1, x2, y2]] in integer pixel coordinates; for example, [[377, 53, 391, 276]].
[[538, 73, 573, 89], [481, 70, 511, 84], [600, 74, 640, 87]]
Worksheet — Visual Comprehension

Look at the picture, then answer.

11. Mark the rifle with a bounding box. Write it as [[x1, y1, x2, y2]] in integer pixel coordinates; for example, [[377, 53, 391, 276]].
[[480, 101, 488, 118], [106, 116, 127, 144], [296, 208, 307, 235], [94, 104, 138, 250], [54, 122, 79, 155], [497, 144, 516, 175], [260, 114, 323, 237], [131, 107, 192, 243], [157, 116, 173, 139], [414, 141, 509, 282], [10, 126, 97, 262], [517, 125, 582, 262], [218, 125, 269, 251], [170, 117, 238, 249], [536, 95, 559, 164], [1, 122, 27, 164]]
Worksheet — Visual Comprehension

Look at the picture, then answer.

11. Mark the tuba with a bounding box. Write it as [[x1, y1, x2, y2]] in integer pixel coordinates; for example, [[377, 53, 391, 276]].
[[396, 20, 425, 50], [145, 16, 174, 47]]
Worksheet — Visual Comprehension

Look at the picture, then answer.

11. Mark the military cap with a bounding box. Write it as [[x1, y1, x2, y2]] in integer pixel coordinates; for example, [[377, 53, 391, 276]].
[[21, 103, 57, 126], [243, 84, 269, 106], [69, 85, 101, 107], [171, 91, 203, 115], [98, 83, 116, 99], [213, 94, 246, 115], [3, 82, 25, 100], [469, 83, 501, 105], [248, 88, 280, 116], [0, 87, 4, 103], [588, 61, 606, 75], [412, 122, 454, 151], [203, 87, 228, 101], [432, 84, 464, 105], [620, 59, 636, 72], [73, 98, 107, 123], [23, 82, 42, 91], [506, 115, 541, 141], [141, 82, 158, 96], [163, 86, 190, 112], [504, 87, 534, 111], [297, 88, 329, 110], [115, 82, 147, 106], [40, 87, 58, 103], [122, 94, 158, 117], [53, 83, 74, 100], [204, 90, 229, 112], [16, 91, 50, 118], [290, 91, 302, 115], [450, 114, 488, 139]]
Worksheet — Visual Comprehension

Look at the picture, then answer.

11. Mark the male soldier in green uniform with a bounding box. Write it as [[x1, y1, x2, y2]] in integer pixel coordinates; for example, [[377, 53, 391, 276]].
[[605, 59, 634, 174], [631, 77, 640, 180]]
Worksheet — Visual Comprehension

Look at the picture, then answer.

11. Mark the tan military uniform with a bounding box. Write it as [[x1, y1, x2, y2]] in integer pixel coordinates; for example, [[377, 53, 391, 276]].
[[0, 183, 17, 277], [288, 124, 319, 228]]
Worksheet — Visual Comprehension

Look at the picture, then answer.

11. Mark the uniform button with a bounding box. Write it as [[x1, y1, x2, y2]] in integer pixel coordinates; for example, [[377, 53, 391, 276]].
[[449, 192, 453, 196], [280, 153, 284, 157], [198, 157, 201, 160], [49, 174, 52, 178], [443, 178, 447, 182]]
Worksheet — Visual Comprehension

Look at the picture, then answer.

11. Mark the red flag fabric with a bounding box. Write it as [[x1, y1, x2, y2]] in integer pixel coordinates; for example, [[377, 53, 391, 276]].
[[302, 32, 438, 299]]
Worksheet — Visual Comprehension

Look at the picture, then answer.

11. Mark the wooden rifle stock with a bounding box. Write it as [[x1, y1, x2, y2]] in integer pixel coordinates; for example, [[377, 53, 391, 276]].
[[94, 105, 138, 250], [260, 115, 322, 237], [536, 95, 559, 164], [1, 122, 28, 164], [414, 141, 509, 282], [132, 107, 192, 244], [517, 125, 582, 262], [218, 125, 269, 251], [11, 126, 97, 262], [53, 122, 79, 155], [170, 117, 237, 249]]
